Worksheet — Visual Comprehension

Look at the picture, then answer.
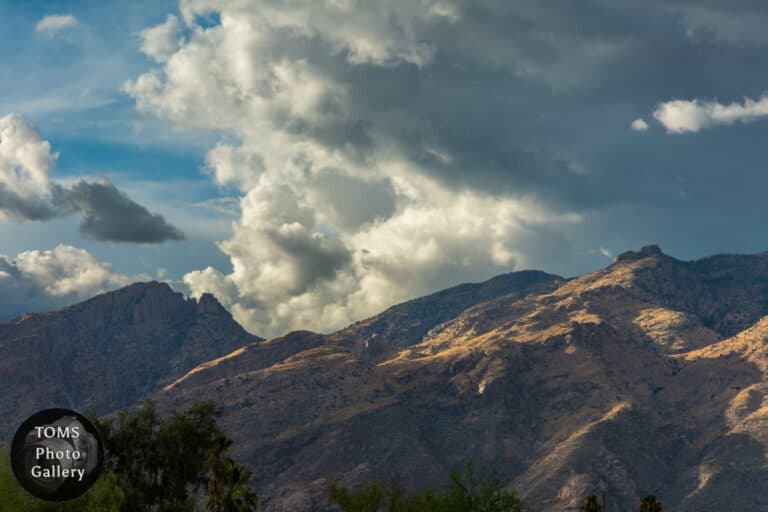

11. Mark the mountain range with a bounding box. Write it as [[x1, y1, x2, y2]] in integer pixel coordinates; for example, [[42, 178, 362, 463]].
[[4, 245, 768, 511]]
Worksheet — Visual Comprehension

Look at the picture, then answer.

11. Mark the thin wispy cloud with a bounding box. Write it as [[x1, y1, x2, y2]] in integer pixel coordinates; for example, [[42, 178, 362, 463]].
[[191, 197, 241, 217], [35, 14, 79, 36]]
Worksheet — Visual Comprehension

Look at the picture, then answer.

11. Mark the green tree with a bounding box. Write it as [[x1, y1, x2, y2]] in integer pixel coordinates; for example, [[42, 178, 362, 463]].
[[99, 400, 257, 512], [0, 451, 32, 512], [2, 402, 257, 512], [98, 400, 197, 510], [439, 463, 524, 512], [639, 495, 662, 512], [36, 471, 127, 512], [79, 471, 128, 511], [330, 481, 388, 512], [206, 436, 259, 512], [0, 452, 126, 512], [329, 463, 524, 512], [581, 495, 603, 512]]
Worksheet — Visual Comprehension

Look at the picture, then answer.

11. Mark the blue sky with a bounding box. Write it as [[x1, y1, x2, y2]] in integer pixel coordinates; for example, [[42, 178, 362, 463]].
[[0, 0, 234, 278], [4, 0, 768, 337]]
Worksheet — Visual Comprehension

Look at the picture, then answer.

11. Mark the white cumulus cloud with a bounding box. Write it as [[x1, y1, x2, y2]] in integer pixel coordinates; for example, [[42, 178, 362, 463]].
[[653, 95, 768, 134], [0, 113, 55, 191], [139, 14, 183, 63], [0, 245, 145, 319], [36, 14, 79, 35], [0, 113, 58, 221], [128, 0, 585, 337], [631, 118, 649, 132]]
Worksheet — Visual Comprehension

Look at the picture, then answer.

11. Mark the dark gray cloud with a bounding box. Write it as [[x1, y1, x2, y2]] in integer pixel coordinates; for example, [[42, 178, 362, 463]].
[[0, 185, 58, 221], [60, 180, 185, 243], [266, 226, 352, 294], [0, 180, 185, 244], [0, 113, 184, 244], [293, 0, 768, 229], [307, 171, 397, 231]]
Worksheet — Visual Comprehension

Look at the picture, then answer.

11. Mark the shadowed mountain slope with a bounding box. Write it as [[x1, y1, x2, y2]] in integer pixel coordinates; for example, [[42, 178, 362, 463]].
[[0, 281, 260, 437]]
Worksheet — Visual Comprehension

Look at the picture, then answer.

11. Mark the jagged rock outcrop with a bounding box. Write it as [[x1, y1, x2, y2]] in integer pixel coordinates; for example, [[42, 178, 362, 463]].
[[0, 281, 260, 437]]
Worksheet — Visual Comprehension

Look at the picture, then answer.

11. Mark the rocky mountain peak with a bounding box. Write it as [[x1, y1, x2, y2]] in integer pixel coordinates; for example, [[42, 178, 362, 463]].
[[0, 281, 260, 437], [614, 244, 666, 264], [196, 292, 228, 315]]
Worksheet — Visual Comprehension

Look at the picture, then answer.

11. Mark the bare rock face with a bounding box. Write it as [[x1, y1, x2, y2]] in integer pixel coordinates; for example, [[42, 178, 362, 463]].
[[155, 248, 768, 511], [0, 281, 260, 437], [615, 244, 664, 263]]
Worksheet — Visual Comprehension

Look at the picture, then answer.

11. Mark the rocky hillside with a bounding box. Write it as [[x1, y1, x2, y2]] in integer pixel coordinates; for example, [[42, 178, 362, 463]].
[[329, 269, 565, 361], [0, 281, 260, 437], [156, 246, 768, 511]]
